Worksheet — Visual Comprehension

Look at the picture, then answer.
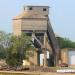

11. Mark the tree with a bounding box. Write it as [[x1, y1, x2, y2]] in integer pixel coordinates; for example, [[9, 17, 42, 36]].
[[0, 45, 6, 59], [0, 31, 8, 59], [57, 37, 75, 49], [6, 33, 34, 66]]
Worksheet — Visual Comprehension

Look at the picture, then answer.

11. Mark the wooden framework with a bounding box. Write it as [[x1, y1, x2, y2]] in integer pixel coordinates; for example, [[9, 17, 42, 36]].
[[13, 6, 60, 67]]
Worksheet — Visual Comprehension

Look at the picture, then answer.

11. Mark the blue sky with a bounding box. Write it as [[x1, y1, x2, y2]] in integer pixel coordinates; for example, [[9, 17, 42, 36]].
[[0, 0, 75, 41]]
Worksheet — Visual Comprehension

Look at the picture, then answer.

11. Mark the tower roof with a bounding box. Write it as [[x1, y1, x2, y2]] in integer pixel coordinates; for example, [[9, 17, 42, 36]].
[[13, 12, 47, 20], [23, 5, 49, 8]]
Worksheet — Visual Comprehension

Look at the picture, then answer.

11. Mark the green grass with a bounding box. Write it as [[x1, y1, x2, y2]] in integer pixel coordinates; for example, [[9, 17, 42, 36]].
[[0, 72, 39, 75], [0, 73, 38, 75], [0, 73, 22, 75], [0, 72, 75, 75]]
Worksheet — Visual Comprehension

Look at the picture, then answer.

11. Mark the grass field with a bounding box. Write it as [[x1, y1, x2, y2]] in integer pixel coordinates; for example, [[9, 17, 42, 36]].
[[0, 71, 75, 75], [0, 73, 75, 75]]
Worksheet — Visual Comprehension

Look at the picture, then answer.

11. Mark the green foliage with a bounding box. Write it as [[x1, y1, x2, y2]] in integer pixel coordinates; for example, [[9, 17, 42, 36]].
[[6, 33, 34, 66], [57, 37, 75, 49], [0, 45, 6, 59], [0, 31, 34, 66], [0, 31, 7, 59]]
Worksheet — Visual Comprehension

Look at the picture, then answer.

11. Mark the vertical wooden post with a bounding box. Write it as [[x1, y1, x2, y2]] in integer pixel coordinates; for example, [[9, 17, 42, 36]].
[[54, 49, 59, 66], [32, 31, 35, 43], [43, 32, 47, 67], [34, 48, 38, 65]]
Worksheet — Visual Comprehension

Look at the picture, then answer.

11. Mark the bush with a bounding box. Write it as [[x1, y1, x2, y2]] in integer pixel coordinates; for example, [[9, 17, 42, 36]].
[[6, 51, 23, 67]]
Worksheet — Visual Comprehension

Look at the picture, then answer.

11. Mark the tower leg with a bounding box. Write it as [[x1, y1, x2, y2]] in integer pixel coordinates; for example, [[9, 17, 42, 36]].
[[43, 32, 47, 67], [53, 51, 59, 66], [33, 49, 38, 65]]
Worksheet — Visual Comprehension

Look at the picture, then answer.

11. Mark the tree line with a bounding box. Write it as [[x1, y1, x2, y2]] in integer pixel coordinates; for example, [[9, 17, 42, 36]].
[[57, 37, 75, 49]]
